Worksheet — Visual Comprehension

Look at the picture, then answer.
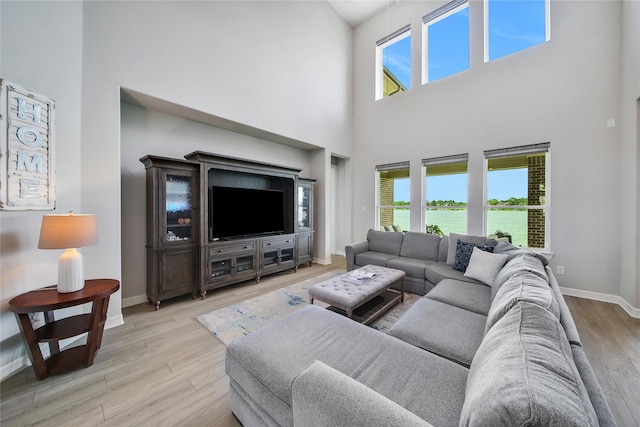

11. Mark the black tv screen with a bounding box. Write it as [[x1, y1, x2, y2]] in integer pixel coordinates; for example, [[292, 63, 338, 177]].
[[209, 186, 285, 239]]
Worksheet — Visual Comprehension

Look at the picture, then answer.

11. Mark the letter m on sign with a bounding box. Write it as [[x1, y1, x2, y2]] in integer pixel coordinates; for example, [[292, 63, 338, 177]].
[[0, 79, 56, 210]]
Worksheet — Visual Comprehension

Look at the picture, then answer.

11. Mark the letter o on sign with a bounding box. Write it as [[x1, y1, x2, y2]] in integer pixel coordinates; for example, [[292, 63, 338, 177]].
[[17, 126, 43, 147]]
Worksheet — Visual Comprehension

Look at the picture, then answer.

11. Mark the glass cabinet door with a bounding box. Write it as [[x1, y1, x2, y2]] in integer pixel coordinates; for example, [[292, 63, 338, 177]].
[[298, 185, 310, 229], [165, 174, 194, 243]]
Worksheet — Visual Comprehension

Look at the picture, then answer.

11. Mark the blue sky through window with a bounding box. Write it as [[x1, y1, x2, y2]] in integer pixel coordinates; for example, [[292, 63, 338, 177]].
[[488, 0, 546, 61], [392, 169, 527, 204], [427, 7, 469, 82], [384, 36, 411, 89]]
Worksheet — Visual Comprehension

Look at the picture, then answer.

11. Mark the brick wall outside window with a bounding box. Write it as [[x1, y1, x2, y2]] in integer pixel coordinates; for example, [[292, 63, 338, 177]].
[[527, 156, 546, 248]]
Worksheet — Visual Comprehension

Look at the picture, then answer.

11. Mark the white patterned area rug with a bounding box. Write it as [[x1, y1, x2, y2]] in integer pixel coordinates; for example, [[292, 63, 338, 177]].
[[196, 271, 420, 346]]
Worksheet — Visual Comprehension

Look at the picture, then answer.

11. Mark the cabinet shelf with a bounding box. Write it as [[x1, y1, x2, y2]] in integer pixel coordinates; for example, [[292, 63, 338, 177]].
[[46, 345, 89, 375], [35, 314, 91, 342]]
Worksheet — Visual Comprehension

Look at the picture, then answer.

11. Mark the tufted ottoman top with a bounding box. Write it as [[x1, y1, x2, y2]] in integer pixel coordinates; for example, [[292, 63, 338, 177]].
[[309, 265, 405, 309]]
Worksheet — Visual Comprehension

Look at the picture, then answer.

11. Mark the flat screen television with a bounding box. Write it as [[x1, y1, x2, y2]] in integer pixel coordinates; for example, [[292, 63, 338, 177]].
[[209, 186, 285, 240]]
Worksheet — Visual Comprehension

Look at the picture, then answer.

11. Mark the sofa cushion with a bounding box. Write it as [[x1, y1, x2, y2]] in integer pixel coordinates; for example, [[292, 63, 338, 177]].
[[389, 298, 487, 367], [461, 302, 599, 427], [463, 247, 509, 286], [438, 236, 449, 262], [485, 271, 559, 333], [399, 231, 441, 261], [426, 279, 491, 316], [446, 233, 491, 265], [354, 251, 398, 268], [367, 229, 404, 255], [226, 305, 469, 427], [493, 241, 549, 266], [387, 256, 434, 279], [491, 252, 549, 302], [425, 262, 483, 286]]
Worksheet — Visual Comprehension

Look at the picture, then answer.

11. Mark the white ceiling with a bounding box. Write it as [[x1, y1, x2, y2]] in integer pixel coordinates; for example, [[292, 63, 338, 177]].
[[327, 0, 398, 27]]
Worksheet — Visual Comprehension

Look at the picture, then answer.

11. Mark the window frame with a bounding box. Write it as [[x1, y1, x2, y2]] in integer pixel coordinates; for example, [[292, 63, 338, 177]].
[[422, 0, 470, 85], [422, 153, 469, 236], [375, 161, 410, 231], [483, 143, 551, 250], [375, 25, 412, 101], [483, 0, 551, 63]]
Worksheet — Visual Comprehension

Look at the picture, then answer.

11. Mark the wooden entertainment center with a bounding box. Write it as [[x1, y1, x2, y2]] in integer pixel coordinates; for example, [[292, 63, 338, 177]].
[[141, 151, 315, 309]]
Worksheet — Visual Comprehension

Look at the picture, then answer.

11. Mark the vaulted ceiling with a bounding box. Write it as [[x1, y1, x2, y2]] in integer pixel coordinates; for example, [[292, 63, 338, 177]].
[[327, 0, 399, 27]]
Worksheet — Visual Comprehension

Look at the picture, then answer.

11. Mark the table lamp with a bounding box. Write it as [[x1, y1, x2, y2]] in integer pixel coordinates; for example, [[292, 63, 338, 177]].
[[38, 212, 99, 293]]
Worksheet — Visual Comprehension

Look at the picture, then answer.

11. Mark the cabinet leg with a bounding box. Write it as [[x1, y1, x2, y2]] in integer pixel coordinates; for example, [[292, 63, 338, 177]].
[[154, 301, 160, 311], [201, 290, 207, 300]]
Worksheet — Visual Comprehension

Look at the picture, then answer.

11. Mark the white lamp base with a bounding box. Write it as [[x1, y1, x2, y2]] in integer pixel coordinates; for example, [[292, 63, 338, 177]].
[[58, 248, 85, 293]]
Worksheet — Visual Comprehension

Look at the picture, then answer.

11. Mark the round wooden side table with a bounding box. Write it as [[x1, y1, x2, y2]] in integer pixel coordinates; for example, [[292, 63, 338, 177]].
[[9, 279, 120, 380]]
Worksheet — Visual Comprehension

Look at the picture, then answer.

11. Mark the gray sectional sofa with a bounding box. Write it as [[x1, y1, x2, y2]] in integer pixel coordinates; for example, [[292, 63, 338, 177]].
[[225, 231, 616, 426]]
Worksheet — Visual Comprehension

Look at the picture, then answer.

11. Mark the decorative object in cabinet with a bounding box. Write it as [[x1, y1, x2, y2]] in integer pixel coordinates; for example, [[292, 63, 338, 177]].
[[140, 155, 200, 310]]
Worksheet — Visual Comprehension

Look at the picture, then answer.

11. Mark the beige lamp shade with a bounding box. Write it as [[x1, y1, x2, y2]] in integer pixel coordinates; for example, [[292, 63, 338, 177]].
[[38, 212, 99, 293], [38, 212, 98, 249]]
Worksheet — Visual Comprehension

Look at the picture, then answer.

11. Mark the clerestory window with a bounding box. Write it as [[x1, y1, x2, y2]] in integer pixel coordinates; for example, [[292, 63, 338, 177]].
[[485, 0, 550, 62], [376, 25, 411, 100], [422, 0, 469, 84]]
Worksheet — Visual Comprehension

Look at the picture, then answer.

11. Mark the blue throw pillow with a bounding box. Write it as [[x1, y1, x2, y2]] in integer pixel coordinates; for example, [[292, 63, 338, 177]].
[[453, 240, 495, 272]]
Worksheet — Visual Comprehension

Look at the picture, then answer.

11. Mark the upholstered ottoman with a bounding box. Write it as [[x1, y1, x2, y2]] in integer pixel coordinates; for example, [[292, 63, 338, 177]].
[[309, 264, 405, 324]]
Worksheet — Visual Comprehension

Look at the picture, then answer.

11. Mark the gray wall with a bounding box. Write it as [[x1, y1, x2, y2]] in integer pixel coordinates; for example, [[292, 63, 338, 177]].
[[0, 0, 85, 377], [619, 0, 640, 309], [351, 0, 628, 299]]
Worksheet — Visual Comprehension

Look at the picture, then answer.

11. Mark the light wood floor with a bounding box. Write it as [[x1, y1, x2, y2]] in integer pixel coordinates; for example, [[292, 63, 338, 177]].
[[2, 256, 639, 426]]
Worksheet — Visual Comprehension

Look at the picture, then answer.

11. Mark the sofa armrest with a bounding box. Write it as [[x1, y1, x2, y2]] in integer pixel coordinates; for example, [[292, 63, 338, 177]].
[[345, 241, 369, 271], [292, 360, 432, 427]]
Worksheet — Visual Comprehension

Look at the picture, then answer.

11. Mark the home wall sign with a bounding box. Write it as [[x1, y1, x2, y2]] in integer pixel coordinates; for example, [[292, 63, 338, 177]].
[[0, 79, 56, 210]]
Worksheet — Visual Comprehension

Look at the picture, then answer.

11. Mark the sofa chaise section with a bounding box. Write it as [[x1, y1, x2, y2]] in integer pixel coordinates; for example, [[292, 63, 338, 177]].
[[226, 304, 469, 427]]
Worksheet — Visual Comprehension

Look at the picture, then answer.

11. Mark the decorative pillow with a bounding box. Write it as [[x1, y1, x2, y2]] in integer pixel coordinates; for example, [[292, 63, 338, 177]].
[[463, 247, 508, 286], [446, 233, 489, 265], [453, 241, 495, 272]]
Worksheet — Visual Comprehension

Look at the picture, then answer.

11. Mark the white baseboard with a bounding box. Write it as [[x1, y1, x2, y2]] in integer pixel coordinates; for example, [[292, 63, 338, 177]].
[[106, 313, 124, 329], [122, 294, 148, 308], [333, 250, 346, 257], [560, 286, 640, 319], [312, 257, 332, 265], [0, 355, 30, 382]]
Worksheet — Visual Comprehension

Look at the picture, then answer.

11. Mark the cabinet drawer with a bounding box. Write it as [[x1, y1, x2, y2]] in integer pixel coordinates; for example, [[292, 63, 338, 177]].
[[208, 242, 256, 257], [261, 235, 295, 249]]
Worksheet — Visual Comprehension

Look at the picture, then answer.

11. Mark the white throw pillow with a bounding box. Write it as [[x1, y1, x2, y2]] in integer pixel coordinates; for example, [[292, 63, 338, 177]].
[[464, 247, 509, 286], [446, 233, 488, 265]]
